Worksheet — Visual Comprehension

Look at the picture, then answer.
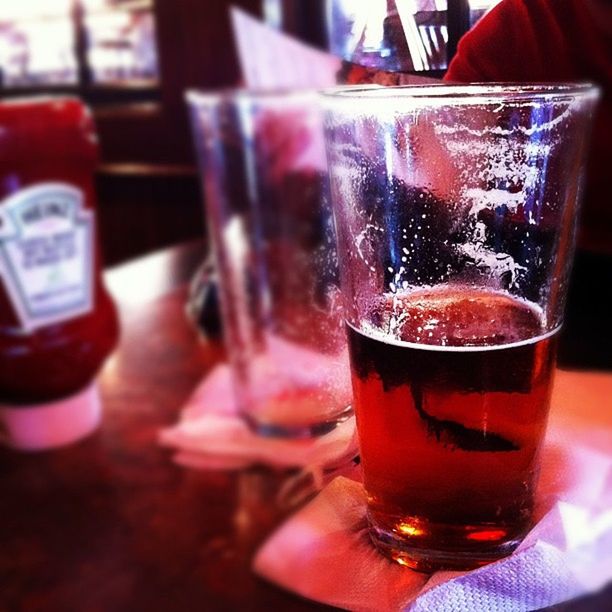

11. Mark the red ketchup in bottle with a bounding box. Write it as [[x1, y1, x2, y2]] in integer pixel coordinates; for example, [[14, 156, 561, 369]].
[[0, 97, 119, 451]]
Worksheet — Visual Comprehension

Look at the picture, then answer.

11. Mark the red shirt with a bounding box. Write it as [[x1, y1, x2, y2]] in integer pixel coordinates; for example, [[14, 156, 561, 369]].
[[445, 0, 612, 253]]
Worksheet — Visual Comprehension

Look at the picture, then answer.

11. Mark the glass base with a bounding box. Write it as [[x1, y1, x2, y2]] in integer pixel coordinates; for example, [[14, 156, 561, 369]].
[[243, 405, 354, 439], [369, 522, 522, 573]]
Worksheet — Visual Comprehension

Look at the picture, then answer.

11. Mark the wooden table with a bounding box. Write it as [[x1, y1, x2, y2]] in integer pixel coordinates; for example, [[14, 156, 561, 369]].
[[1, 241, 609, 611]]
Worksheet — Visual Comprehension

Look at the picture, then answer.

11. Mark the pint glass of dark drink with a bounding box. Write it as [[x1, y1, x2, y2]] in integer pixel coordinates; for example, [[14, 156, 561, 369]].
[[322, 84, 598, 570]]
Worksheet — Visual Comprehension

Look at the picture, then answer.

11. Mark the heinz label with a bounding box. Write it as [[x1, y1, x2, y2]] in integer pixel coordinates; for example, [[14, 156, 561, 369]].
[[0, 183, 94, 332]]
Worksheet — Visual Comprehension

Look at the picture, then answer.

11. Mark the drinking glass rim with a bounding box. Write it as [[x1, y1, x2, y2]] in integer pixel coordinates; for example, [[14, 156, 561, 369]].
[[319, 82, 600, 107]]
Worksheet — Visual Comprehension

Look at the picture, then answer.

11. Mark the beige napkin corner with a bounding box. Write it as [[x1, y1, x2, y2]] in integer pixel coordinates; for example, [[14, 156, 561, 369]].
[[253, 370, 612, 612], [159, 363, 358, 473]]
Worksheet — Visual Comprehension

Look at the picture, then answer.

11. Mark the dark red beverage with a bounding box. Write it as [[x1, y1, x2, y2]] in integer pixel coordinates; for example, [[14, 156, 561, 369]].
[[347, 286, 557, 571]]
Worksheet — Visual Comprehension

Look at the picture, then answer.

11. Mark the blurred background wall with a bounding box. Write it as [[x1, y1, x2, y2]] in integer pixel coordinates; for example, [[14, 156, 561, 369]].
[[0, 0, 497, 265]]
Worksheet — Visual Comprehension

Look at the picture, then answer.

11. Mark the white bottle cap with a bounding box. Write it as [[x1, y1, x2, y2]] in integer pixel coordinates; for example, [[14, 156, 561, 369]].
[[0, 383, 101, 451]]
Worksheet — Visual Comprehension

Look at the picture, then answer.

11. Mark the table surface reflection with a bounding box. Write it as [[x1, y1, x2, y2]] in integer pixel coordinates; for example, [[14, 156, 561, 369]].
[[0, 241, 609, 611]]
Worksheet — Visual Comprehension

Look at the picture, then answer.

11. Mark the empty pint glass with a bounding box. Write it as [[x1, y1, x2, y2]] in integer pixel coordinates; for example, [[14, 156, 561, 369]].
[[322, 84, 598, 570], [188, 90, 351, 438]]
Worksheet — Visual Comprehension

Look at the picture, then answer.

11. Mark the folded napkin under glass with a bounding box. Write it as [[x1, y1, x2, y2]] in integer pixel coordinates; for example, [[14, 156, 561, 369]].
[[255, 370, 612, 611], [162, 369, 612, 611], [159, 363, 358, 475]]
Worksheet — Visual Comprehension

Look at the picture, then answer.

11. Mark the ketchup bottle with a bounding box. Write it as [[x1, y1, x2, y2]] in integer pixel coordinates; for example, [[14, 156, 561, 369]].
[[0, 97, 119, 451]]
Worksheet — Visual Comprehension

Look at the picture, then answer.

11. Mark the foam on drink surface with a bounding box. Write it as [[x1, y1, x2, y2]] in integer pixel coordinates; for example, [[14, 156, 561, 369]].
[[357, 286, 556, 352]]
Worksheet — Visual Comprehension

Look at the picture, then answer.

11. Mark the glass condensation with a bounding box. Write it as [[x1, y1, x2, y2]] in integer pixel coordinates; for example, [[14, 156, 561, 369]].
[[323, 84, 598, 570]]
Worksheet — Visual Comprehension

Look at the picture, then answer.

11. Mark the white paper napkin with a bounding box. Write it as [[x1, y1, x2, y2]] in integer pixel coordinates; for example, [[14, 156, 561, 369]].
[[253, 369, 612, 611], [159, 363, 358, 474]]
